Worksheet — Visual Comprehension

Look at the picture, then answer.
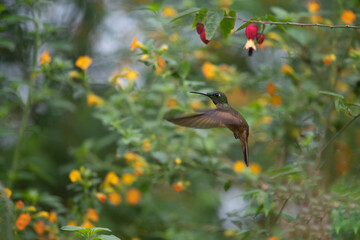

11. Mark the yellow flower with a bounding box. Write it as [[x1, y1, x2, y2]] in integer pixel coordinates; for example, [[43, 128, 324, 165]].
[[336, 81, 348, 92], [202, 61, 216, 80], [132, 238, 140, 240], [26, 206, 37, 212], [82, 219, 94, 229], [69, 71, 81, 78], [124, 69, 139, 82], [249, 163, 261, 175], [87, 93, 104, 107], [233, 161, 245, 173], [4, 187, 12, 198], [75, 56, 92, 70], [281, 64, 294, 75], [109, 192, 122, 205], [262, 115, 273, 124], [167, 98, 178, 108], [160, 45, 168, 51], [224, 229, 236, 237], [35, 211, 49, 219], [40, 50, 51, 65], [69, 169, 82, 182], [310, 15, 323, 23], [142, 139, 152, 152], [174, 158, 181, 164], [341, 10, 356, 25], [169, 33, 179, 42], [323, 54, 336, 66], [130, 37, 144, 51], [162, 6, 177, 18], [67, 220, 77, 226], [126, 188, 141, 205], [105, 172, 120, 185], [307, 1, 320, 13], [122, 173, 135, 186], [141, 54, 149, 60]]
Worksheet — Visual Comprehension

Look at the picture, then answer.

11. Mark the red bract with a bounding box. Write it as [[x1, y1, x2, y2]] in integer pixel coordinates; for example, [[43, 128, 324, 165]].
[[256, 33, 265, 44], [196, 23, 204, 34], [245, 24, 258, 40], [200, 31, 210, 44]]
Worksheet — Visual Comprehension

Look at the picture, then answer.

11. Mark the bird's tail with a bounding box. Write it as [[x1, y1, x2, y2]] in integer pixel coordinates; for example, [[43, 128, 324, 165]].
[[241, 139, 249, 167]]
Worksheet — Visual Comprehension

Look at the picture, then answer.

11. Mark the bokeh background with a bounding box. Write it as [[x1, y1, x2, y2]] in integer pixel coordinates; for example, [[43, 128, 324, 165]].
[[1, 0, 360, 239]]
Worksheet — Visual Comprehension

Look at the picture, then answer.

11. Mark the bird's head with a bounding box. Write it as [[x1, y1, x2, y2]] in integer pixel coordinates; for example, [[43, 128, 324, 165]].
[[190, 91, 228, 105]]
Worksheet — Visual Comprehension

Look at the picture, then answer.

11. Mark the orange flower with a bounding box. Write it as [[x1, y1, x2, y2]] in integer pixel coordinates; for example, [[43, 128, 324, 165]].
[[323, 54, 336, 66], [167, 98, 178, 108], [162, 6, 177, 18], [16, 200, 25, 209], [341, 10, 356, 25], [96, 192, 107, 203], [266, 82, 276, 95], [87, 93, 104, 107], [202, 62, 216, 80], [132, 238, 140, 240], [69, 169, 81, 182], [249, 163, 261, 175], [281, 64, 294, 75], [130, 37, 144, 51], [233, 161, 246, 173], [268, 236, 279, 240], [82, 219, 94, 229], [75, 56, 92, 70], [109, 192, 122, 205], [190, 100, 203, 110], [126, 188, 141, 205], [172, 181, 184, 192], [307, 1, 320, 13], [270, 94, 282, 106], [49, 212, 57, 223], [35, 220, 45, 235], [40, 50, 51, 65], [122, 173, 135, 186], [16, 213, 31, 231], [67, 220, 77, 226], [86, 208, 98, 222], [141, 139, 152, 152]]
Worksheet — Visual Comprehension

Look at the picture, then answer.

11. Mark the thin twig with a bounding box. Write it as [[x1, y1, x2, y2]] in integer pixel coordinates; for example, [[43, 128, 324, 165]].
[[317, 113, 360, 169], [274, 193, 292, 225], [224, 16, 360, 29]]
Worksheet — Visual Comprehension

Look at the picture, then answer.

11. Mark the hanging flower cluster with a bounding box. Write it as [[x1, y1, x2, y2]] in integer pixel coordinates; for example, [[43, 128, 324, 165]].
[[244, 24, 265, 56]]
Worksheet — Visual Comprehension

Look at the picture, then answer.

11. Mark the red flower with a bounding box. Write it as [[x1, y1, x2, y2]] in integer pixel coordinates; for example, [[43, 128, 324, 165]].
[[196, 23, 204, 34], [244, 24, 259, 56], [256, 33, 265, 44]]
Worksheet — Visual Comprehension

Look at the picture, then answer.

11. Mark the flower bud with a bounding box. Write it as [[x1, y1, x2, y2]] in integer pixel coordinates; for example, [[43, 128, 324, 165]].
[[200, 31, 210, 44], [256, 33, 265, 44], [245, 24, 258, 40], [196, 23, 204, 34]]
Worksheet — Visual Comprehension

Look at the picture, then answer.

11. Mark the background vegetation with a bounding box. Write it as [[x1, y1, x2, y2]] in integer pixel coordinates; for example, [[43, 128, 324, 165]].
[[1, 0, 360, 239]]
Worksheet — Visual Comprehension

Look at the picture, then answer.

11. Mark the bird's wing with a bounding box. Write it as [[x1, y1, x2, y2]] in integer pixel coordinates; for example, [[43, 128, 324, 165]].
[[166, 109, 239, 129]]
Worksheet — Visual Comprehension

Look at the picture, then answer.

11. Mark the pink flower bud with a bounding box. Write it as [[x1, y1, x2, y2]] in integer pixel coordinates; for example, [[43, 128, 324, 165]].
[[256, 33, 265, 44], [200, 31, 210, 44], [196, 23, 204, 34], [245, 24, 258, 40]]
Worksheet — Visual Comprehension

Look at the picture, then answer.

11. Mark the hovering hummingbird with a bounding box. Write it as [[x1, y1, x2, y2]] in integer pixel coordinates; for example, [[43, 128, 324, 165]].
[[167, 91, 250, 166]]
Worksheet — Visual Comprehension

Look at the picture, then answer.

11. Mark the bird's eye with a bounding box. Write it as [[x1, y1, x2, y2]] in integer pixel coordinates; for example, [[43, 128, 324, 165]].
[[216, 93, 221, 97]]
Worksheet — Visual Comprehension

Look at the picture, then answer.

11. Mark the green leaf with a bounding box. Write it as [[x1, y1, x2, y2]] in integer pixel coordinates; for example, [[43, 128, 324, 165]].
[[220, 10, 236, 39], [192, 8, 208, 28], [270, 7, 289, 20], [266, 14, 278, 22], [61, 225, 85, 232], [204, 9, 224, 40], [331, 209, 345, 234], [267, 167, 302, 179], [0, 38, 15, 51], [224, 181, 232, 191], [97, 235, 121, 240], [171, 8, 200, 22], [235, 22, 251, 32], [91, 227, 112, 234], [319, 91, 344, 99], [263, 193, 273, 216]]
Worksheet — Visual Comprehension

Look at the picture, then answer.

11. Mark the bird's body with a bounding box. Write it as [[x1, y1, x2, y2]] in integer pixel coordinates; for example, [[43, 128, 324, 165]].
[[167, 91, 250, 166]]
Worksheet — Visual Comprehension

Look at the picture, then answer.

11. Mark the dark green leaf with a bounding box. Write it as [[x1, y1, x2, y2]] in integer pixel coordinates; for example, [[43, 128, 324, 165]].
[[266, 14, 278, 22], [171, 8, 200, 22], [220, 10, 236, 39], [91, 227, 112, 234], [224, 181, 232, 191], [235, 22, 251, 32], [0, 38, 15, 51], [205, 10, 224, 40]]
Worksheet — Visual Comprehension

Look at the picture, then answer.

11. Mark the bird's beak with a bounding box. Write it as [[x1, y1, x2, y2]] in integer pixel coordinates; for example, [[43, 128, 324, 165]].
[[190, 91, 208, 97]]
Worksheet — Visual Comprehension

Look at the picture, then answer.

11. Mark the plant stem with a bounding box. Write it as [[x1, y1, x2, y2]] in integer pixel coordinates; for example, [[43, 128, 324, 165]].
[[10, 6, 40, 184], [224, 16, 360, 29]]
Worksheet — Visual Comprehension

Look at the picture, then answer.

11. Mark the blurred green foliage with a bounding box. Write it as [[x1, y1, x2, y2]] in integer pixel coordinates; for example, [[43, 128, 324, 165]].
[[1, 0, 360, 240]]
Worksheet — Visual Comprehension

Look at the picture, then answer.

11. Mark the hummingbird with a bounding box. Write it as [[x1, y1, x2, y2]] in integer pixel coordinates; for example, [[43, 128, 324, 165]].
[[167, 91, 250, 166]]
